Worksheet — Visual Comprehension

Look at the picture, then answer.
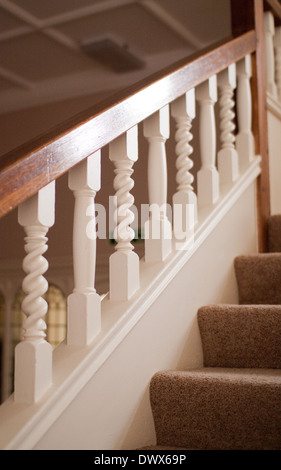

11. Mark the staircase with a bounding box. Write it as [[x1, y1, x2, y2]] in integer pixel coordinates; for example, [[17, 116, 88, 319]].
[[148, 215, 281, 450]]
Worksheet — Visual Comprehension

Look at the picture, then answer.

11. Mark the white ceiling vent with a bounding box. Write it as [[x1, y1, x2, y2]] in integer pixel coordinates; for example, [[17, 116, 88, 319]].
[[81, 38, 145, 73]]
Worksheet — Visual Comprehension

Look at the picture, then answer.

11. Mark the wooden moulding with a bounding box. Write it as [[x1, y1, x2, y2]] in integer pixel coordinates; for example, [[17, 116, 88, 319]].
[[0, 31, 256, 219]]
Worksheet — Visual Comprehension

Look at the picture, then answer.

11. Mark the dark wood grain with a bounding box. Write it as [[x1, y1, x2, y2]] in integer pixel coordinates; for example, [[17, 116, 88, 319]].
[[0, 31, 256, 218]]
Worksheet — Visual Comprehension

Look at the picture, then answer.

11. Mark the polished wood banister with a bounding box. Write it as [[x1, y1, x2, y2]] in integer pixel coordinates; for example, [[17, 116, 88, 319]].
[[0, 30, 256, 219]]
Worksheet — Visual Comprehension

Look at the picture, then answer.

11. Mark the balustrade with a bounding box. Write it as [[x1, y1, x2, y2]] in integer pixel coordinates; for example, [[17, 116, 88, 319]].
[[0, 36, 259, 408]]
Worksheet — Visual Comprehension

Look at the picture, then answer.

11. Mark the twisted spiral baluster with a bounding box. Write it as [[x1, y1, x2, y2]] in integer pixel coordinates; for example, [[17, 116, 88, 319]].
[[113, 161, 135, 252], [21, 226, 49, 340], [175, 115, 194, 192], [219, 85, 236, 150], [15, 182, 55, 404], [109, 127, 139, 301]]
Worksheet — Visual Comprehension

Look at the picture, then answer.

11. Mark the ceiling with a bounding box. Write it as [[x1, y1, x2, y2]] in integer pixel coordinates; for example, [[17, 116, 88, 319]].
[[0, 0, 231, 116]]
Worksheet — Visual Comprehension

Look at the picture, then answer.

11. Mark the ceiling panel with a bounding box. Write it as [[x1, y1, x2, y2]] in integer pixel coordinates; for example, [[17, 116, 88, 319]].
[[154, 0, 231, 44], [0, 32, 100, 81], [9, 0, 104, 19], [0, 5, 27, 32], [57, 3, 188, 56]]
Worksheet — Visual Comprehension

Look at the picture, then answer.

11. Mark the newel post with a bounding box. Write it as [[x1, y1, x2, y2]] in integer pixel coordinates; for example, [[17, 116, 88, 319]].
[[217, 64, 239, 183], [15, 181, 55, 404], [171, 89, 197, 245], [236, 55, 255, 168], [197, 75, 219, 206], [68, 152, 101, 346], [109, 126, 140, 300], [143, 105, 172, 262]]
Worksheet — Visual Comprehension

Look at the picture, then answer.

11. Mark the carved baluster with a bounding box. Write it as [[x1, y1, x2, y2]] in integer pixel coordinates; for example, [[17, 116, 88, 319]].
[[171, 89, 197, 245], [197, 76, 219, 206], [217, 64, 239, 183], [15, 181, 55, 404], [143, 105, 172, 262], [109, 126, 139, 300], [274, 26, 281, 101], [68, 151, 101, 346], [236, 55, 255, 168], [264, 11, 278, 98]]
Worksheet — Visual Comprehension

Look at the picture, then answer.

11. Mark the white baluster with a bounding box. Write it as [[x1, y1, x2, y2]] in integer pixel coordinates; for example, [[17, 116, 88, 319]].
[[264, 11, 278, 97], [236, 55, 255, 168], [15, 181, 55, 404], [171, 89, 197, 245], [68, 151, 101, 346], [143, 105, 172, 262], [274, 26, 281, 101], [217, 64, 239, 183], [109, 126, 139, 301], [197, 75, 219, 206]]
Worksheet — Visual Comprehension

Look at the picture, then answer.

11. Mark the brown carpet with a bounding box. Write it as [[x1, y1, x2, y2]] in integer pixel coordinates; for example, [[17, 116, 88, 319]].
[[198, 304, 281, 368], [234, 253, 281, 304], [148, 215, 281, 450], [268, 215, 281, 252]]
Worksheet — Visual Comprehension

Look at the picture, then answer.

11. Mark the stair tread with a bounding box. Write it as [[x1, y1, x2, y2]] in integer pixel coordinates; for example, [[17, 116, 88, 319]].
[[152, 367, 281, 383], [150, 367, 281, 450]]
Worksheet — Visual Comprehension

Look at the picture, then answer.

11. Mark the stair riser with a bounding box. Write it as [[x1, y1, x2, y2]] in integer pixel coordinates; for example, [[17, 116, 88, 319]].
[[234, 254, 281, 304], [198, 305, 281, 369]]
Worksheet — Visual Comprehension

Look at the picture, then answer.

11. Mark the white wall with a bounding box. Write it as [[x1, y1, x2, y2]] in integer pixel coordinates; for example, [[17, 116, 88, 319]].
[[33, 182, 258, 450]]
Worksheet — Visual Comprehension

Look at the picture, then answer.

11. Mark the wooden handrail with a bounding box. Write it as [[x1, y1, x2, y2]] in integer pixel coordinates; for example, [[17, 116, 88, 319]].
[[0, 30, 256, 219]]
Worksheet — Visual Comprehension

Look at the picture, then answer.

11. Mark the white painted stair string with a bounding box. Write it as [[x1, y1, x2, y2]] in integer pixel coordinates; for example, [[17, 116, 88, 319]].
[[15, 181, 55, 404]]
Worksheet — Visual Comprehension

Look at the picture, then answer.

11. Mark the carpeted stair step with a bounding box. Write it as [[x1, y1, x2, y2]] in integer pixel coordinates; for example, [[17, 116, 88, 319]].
[[234, 253, 281, 304], [268, 215, 281, 252], [197, 304, 281, 369], [150, 368, 281, 450]]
